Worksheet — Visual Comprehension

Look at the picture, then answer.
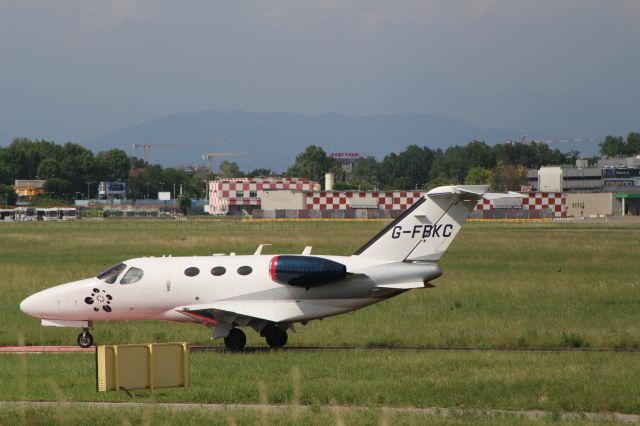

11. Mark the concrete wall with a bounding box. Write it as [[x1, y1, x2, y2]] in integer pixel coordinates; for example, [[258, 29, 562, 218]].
[[262, 190, 306, 210], [565, 193, 613, 217]]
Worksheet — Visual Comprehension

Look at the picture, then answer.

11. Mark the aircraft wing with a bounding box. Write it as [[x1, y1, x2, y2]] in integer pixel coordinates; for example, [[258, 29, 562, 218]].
[[177, 299, 351, 325]]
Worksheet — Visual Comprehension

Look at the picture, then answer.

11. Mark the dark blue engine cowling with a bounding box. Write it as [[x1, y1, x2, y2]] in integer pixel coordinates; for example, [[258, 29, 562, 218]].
[[270, 255, 347, 288]]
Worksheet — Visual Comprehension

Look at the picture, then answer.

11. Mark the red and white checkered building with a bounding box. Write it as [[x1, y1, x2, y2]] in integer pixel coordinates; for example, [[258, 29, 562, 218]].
[[305, 191, 424, 210], [208, 178, 317, 214], [209, 178, 566, 217], [476, 192, 566, 216]]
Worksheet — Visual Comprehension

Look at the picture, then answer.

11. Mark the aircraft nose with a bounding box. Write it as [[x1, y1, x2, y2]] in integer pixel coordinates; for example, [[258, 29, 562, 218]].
[[20, 290, 52, 318]]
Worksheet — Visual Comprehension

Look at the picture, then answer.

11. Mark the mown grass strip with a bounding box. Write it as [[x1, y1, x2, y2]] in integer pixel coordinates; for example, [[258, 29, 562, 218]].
[[1, 351, 639, 414]]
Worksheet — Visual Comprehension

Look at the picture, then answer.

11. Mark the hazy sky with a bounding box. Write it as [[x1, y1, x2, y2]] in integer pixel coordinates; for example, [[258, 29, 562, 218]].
[[1, 0, 639, 143]]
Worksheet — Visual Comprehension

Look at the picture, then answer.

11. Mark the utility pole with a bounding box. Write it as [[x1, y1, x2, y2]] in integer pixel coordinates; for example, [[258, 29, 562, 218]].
[[85, 182, 95, 200]]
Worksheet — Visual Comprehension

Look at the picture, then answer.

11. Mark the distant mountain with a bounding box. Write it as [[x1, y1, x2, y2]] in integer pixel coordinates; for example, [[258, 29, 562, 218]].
[[86, 111, 533, 172]]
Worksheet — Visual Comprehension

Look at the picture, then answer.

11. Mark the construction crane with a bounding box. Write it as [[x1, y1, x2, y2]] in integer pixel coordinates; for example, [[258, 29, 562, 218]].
[[132, 144, 196, 163], [202, 152, 247, 172]]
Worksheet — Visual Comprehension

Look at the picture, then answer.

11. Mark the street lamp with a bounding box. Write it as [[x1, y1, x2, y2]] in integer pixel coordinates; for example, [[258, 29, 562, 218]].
[[145, 182, 150, 199]]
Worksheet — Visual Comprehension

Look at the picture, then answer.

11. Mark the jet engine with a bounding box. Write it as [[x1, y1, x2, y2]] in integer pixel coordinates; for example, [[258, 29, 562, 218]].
[[270, 255, 347, 288]]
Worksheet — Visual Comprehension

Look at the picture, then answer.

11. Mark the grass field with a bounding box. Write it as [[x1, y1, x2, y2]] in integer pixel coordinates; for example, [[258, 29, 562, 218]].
[[1, 219, 639, 423], [1, 350, 639, 415], [1, 220, 639, 350]]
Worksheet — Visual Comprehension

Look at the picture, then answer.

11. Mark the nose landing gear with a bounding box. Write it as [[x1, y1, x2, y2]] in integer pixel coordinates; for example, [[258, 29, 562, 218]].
[[77, 329, 94, 348]]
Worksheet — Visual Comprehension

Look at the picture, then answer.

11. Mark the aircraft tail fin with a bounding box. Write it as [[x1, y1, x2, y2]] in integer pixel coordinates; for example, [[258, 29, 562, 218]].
[[354, 185, 488, 262]]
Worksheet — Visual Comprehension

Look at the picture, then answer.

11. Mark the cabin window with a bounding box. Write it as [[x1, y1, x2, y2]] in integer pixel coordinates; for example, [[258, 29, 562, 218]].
[[120, 267, 144, 285], [211, 266, 226, 276], [237, 266, 253, 276], [97, 263, 127, 284], [184, 267, 200, 277]]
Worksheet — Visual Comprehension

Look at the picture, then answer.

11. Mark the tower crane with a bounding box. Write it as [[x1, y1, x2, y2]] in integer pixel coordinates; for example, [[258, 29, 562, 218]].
[[132, 144, 196, 163], [202, 152, 247, 172]]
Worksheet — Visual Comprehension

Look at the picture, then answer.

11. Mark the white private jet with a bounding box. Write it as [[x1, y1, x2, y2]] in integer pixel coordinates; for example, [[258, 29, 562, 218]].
[[21, 185, 500, 350]]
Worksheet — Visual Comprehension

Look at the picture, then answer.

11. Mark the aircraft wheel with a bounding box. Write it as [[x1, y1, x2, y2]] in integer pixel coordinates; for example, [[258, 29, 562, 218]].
[[264, 326, 288, 348], [224, 328, 246, 351], [77, 331, 93, 348]]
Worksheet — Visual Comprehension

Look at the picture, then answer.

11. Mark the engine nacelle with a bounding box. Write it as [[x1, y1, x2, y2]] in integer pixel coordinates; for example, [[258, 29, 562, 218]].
[[270, 255, 347, 288]]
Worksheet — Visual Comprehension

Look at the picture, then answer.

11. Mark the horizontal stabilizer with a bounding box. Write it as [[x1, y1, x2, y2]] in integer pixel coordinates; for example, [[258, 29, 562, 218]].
[[426, 185, 488, 198], [483, 191, 527, 200]]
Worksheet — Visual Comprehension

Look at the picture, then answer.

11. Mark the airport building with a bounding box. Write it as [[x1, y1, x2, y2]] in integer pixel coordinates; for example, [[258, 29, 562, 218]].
[[208, 176, 570, 219], [207, 177, 318, 215], [525, 159, 640, 216], [14, 180, 45, 204]]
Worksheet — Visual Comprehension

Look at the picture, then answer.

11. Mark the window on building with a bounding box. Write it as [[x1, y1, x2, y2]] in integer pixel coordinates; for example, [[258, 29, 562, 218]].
[[249, 191, 257, 198], [235, 191, 244, 198]]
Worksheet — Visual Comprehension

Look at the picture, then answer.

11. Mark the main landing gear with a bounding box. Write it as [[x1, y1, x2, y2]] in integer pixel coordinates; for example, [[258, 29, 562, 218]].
[[262, 325, 288, 348], [77, 329, 94, 348], [224, 328, 247, 351], [222, 325, 289, 351]]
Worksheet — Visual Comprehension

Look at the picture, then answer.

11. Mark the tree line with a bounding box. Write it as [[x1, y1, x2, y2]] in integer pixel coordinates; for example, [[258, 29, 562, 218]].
[[598, 132, 640, 158], [1, 131, 637, 206], [287, 141, 579, 191], [0, 138, 214, 204]]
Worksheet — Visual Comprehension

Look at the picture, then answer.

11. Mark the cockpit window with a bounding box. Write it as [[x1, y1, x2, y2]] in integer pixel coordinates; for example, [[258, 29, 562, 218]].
[[120, 267, 144, 285], [97, 263, 127, 284]]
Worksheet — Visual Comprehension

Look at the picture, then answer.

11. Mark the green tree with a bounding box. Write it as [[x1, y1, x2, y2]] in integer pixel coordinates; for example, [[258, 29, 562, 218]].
[[59, 143, 96, 193], [350, 157, 380, 190], [95, 149, 130, 181], [219, 161, 243, 178], [37, 157, 61, 179], [4, 138, 62, 179], [247, 168, 273, 177], [179, 196, 191, 215], [491, 162, 528, 191], [464, 166, 493, 185], [396, 145, 434, 188], [287, 145, 340, 184], [625, 132, 640, 156], [598, 136, 625, 157], [425, 173, 457, 190], [44, 178, 74, 199], [0, 184, 17, 206]]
